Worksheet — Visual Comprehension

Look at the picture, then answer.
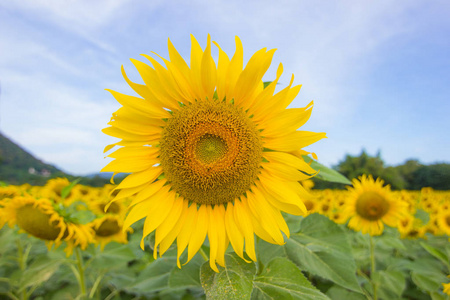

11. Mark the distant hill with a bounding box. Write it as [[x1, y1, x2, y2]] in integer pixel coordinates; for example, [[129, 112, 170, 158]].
[[0, 131, 114, 186]]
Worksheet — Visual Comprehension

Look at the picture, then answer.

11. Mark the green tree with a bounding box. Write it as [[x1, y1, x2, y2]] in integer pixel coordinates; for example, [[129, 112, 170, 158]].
[[411, 163, 450, 190], [335, 150, 406, 190]]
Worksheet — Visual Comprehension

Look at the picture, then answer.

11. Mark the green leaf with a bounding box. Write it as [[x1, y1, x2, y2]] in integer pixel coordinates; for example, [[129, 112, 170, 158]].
[[61, 178, 81, 200], [412, 272, 445, 293], [326, 286, 366, 300], [421, 242, 450, 268], [285, 214, 361, 293], [169, 254, 203, 289], [127, 256, 176, 294], [407, 257, 448, 293], [257, 239, 287, 266], [252, 257, 329, 300], [200, 253, 256, 300], [373, 270, 405, 300], [263, 81, 272, 89], [89, 242, 136, 270], [19, 255, 63, 292], [302, 156, 351, 184], [414, 209, 430, 224], [376, 234, 406, 251]]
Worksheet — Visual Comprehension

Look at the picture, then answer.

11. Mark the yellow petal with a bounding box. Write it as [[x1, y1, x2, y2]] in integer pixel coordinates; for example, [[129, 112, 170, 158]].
[[201, 34, 217, 100], [130, 58, 179, 111], [258, 172, 307, 214], [101, 156, 157, 173], [260, 102, 314, 137], [246, 191, 284, 244], [186, 204, 208, 264], [214, 205, 228, 267], [106, 89, 169, 119], [141, 54, 187, 105], [252, 187, 290, 238], [233, 199, 256, 261], [159, 199, 189, 256], [207, 205, 219, 272], [140, 190, 176, 250], [212, 40, 230, 101], [224, 36, 243, 102], [154, 196, 184, 259], [263, 162, 312, 182], [233, 48, 276, 108], [153, 48, 196, 102], [263, 151, 318, 175], [128, 178, 166, 207], [224, 203, 249, 262], [102, 126, 159, 142], [264, 131, 327, 152], [189, 34, 204, 100], [176, 204, 198, 268], [107, 146, 159, 160]]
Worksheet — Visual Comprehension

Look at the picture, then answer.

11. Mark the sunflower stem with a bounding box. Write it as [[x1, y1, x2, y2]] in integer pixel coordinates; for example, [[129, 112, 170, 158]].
[[369, 235, 377, 300], [199, 247, 209, 262], [16, 240, 28, 300], [75, 247, 87, 299]]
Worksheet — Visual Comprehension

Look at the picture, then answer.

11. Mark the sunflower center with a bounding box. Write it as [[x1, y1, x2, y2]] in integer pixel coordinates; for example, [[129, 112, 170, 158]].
[[196, 134, 228, 164], [95, 219, 121, 237], [160, 100, 263, 205], [16, 204, 61, 240], [356, 191, 390, 221], [445, 215, 450, 227], [99, 202, 120, 214]]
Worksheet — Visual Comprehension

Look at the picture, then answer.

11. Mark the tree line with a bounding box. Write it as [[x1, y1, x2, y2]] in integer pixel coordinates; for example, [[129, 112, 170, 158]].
[[313, 150, 450, 190]]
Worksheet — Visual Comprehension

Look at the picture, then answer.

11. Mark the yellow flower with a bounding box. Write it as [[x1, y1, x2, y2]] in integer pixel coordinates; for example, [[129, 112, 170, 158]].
[[3, 195, 94, 254], [443, 280, 450, 295], [102, 34, 325, 271], [41, 177, 80, 203], [437, 210, 450, 236], [88, 196, 126, 217], [90, 215, 131, 250], [343, 175, 408, 236]]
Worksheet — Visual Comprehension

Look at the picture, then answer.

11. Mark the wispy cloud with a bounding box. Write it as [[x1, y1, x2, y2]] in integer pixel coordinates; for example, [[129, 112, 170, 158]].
[[1, 0, 449, 174]]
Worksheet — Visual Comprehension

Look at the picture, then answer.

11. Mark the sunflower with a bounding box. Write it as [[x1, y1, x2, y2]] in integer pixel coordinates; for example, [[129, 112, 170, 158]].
[[90, 215, 131, 250], [343, 175, 408, 236], [102, 35, 326, 271], [437, 210, 450, 236], [443, 277, 450, 295], [3, 195, 94, 253], [41, 177, 80, 203], [89, 196, 126, 217]]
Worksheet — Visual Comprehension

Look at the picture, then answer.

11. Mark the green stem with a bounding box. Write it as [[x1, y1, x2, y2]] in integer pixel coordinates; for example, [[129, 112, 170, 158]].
[[15, 240, 27, 300], [370, 235, 377, 300], [75, 248, 87, 299], [199, 247, 209, 262]]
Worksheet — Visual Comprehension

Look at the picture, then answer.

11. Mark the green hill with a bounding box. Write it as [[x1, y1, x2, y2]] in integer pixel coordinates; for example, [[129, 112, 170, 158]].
[[0, 131, 113, 186], [0, 131, 70, 185]]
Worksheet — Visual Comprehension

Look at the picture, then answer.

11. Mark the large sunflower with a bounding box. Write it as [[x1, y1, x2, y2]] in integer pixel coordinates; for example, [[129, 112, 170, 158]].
[[102, 35, 326, 271], [343, 175, 408, 236]]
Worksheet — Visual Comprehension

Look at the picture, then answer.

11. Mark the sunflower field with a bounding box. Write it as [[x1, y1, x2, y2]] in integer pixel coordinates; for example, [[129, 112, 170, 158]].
[[0, 176, 450, 300], [1, 35, 449, 300]]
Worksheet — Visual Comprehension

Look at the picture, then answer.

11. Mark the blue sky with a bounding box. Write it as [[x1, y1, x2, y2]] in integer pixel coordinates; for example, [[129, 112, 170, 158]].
[[0, 1, 449, 175]]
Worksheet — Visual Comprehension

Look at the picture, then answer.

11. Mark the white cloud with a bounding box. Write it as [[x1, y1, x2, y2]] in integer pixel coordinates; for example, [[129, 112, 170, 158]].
[[1, 0, 449, 176]]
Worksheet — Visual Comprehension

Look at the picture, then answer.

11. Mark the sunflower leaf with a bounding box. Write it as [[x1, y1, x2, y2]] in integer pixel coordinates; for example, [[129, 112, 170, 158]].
[[61, 178, 82, 200], [420, 242, 450, 268], [200, 253, 256, 300], [169, 254, 203, 289], [302, 155, 351, 184], [18, 255, 63, 292], [251, 257, 330, 299], [285, 213, 362, 293]]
